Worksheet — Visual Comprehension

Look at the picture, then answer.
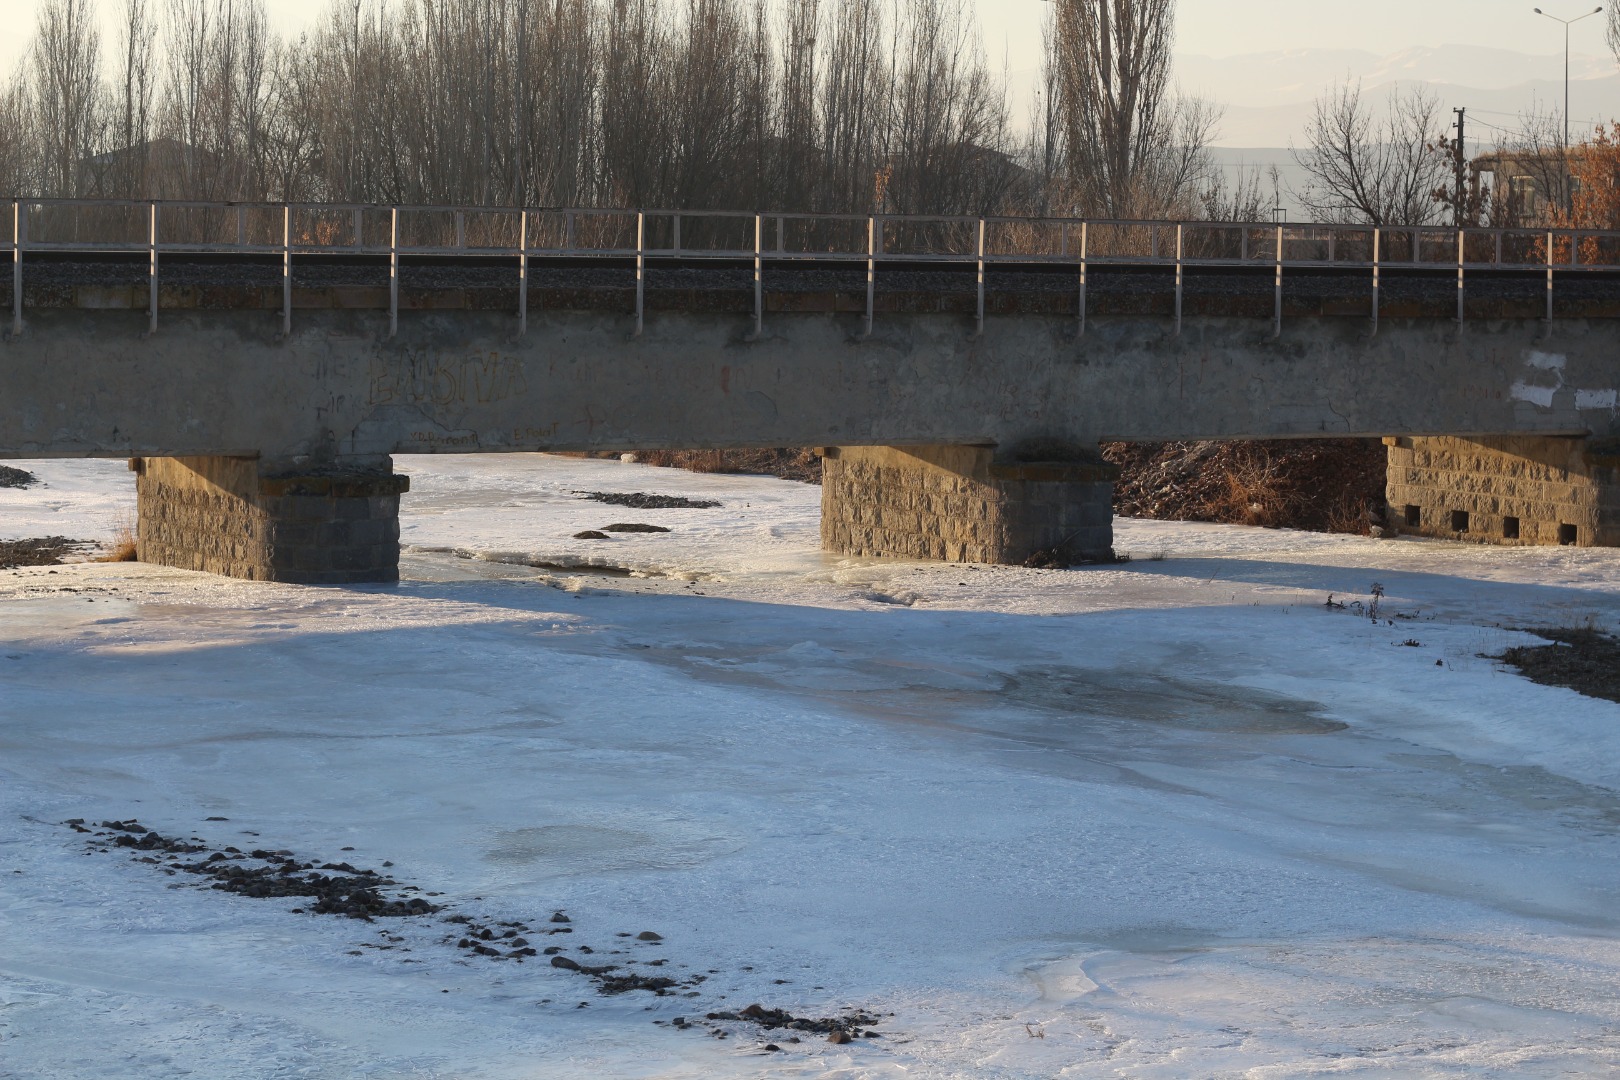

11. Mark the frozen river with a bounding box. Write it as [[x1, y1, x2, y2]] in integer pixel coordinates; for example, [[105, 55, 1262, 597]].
[[4, 455, 1620, 1077]]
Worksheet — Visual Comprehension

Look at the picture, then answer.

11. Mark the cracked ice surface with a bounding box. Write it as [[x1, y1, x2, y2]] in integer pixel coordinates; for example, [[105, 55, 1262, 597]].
[[3, 454, 1620, 1077]]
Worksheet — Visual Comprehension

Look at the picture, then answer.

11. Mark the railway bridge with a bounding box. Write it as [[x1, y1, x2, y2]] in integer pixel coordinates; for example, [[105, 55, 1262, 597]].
[[4, 199, 1619, 581]]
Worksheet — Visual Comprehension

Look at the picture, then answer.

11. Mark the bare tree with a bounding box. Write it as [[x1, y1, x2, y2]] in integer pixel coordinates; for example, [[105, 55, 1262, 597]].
[[1609, 6, 1620, 68], [0, 0, 1087, 220], [878, 0, 1012, 216], [818, 0, 883, 212], [0, 69, 38, 197], [261, 36, 322, 201], [667, 0, 765, 208], [109, 0, 157, 196], [773, 0, 818, 210], [1290, 78, 1449, 226], [599, 0, 673, 205], [1051, 0, 1215, 217], [1020, 11, 1065, 215], [32, 0, 104, 197]]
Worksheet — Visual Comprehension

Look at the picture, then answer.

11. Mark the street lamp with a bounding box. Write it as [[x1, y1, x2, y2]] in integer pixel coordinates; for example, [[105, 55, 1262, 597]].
[[1535, 6, 1604, 149]]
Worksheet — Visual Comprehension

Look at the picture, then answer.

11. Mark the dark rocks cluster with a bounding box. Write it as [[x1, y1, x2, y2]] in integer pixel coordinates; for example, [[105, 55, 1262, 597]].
[[67, 817, 894, 1055], [1, 537, 90, 568], [572, 523, 672, 539], [706, 1003, 885, 1040], [74, 819, 441, 919], [0, 465, 38, 489], [1494, 626, 1620, 704], [574, 491, 722, 511], [659, 1003, 891, 1048]]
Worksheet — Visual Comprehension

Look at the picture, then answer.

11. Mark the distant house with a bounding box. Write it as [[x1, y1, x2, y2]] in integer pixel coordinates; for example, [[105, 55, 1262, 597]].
[[76, 138, 232, 200], [1470, 146, 1612, 227]]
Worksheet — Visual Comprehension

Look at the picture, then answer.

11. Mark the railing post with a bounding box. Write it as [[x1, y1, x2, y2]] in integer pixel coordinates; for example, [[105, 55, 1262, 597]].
[[236, 205, 246, 247], [1273, 223, 1284, 339], [389, 207, 399, 339], [753, 212, 764, 338], [455, 210, 465, 250], [281, 205, 291, 338], [864, 215, 876, 338], [1456, 228, 1465, 327], [634, 210, 645, 337], [775, 214, 784, 253], [1078, 220, 1088, 338], [1174, 222, 1184, 336], [1370, 226, 1380, 336], [10, 200, 21, 339], [673, 214, 681, 255], [148, 201, 159, 334], [352, 207, 362, 248], [565, 210, 575, 250], [975, 217, 986, 336], [518, 208, 528, 337], [1546, 229, 1555, 331]]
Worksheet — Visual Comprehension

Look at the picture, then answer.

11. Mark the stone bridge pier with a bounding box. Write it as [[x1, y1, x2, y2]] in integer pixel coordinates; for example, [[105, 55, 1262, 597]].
[[130, 443, 1122, 586], [133, 456, 409, 584], [819, 444, 1120, 565], [1387, 435, 1620, 548]]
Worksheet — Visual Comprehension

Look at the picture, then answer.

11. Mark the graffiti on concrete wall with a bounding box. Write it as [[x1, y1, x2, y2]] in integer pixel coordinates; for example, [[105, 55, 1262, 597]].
[[368, 350, 528, 408]]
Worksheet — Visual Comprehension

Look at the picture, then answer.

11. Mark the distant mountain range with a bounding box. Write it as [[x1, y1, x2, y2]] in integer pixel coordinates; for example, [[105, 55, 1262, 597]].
[[1176, 45, 1620, 147]]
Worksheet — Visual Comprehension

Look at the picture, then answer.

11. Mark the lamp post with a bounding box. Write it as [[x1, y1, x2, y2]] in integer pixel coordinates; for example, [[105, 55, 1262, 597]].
[[1535, 6, 1603, 149]]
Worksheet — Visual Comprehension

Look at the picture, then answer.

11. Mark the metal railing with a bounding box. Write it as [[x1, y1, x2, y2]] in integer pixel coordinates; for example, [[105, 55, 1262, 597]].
[[7, 198, 1620, 341]]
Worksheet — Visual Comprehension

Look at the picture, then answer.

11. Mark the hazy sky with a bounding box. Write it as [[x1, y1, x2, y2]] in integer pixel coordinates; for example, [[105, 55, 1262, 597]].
[[1, 0, 1613, 96]]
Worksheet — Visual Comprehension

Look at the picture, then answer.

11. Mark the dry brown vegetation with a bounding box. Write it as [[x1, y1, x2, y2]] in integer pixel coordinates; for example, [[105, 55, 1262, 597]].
[[1103, 439, 1387, 536], [613, 448, 823, 484], [97, 516, 139, 562]]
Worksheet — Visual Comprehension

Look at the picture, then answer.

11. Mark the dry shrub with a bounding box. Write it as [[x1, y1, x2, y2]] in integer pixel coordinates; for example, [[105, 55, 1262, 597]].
[[97, 516, 138, 562], [638, 449, 730, 473], [1208, 450, 1302, 528], [1324, 494, 1373, 537]]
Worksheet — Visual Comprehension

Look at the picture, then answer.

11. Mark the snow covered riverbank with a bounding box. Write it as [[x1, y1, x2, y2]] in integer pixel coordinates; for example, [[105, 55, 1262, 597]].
[[4, 454, 1620, 1077]]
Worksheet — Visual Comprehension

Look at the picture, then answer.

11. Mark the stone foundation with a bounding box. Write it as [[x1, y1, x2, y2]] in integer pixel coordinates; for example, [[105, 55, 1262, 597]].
[[134, 456, 409, 583], [1386, 436, 1620, 548], [820, 444, 1118, 565]]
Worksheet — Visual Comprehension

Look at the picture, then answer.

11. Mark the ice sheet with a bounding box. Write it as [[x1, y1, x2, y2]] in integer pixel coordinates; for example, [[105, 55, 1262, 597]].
[[2, 453, 1619, 1078]]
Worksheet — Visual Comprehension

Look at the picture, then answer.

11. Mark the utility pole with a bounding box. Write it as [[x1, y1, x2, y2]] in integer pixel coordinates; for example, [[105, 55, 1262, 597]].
[[1453, 107, 1468, 227], [1534, 7, 1604, 214]]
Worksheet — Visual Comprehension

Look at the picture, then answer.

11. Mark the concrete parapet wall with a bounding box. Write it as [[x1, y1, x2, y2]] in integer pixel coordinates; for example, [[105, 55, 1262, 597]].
[[1386, 436, 1620, 547], [821, 445, 1118, 565], [135, 456, 408, 583]]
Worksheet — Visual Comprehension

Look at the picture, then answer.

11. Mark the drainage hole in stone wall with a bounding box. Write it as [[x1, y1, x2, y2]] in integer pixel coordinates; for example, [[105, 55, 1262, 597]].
[[1404, 505, 1421, 527], [1503, 516, 1520, 540], [1450, 510, 1470, 533], [1559, 523, 1579, 546]]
